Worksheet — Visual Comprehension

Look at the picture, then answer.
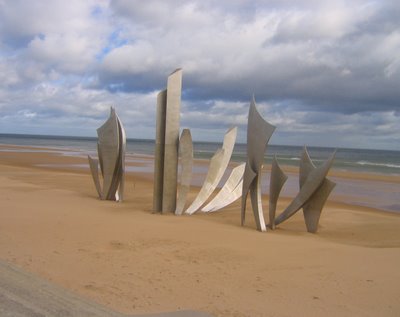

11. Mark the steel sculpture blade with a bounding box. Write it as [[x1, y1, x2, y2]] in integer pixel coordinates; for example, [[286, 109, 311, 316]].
[[184, 127, 237, 215], [153, 69, 183, 213], [88, 107, 126, 201], [175, 129, 193, 215], [299, 147, 336, 233], [184, 149, 225, 215], [299, 146, 315, 188], [115, 115, 126, 201], [153, 89, 167, 212], [162, 69, 183, 212], [202, 163, 245, 212], [97, 107, 119, 199], [241, 163, 256, 227], [268, 156, 288, 229], [274, 149, 336, 226], [303, 178, 336, 233], [88, 156, 102, 199], [241, 97, 276, 231]]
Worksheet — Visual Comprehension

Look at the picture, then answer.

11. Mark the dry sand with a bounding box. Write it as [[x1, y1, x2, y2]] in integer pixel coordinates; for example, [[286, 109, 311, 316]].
[[0, 145, 399, 317]]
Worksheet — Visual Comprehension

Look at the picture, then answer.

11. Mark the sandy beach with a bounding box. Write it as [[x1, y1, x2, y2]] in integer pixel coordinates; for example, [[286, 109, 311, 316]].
[[0, 145, 399, 317]]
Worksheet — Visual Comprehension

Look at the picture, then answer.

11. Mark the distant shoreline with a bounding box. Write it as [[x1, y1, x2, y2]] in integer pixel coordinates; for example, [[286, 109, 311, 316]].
[[0, 143, 399, 213], [1, 132, 400, 177], [1, 132, 399, 152]]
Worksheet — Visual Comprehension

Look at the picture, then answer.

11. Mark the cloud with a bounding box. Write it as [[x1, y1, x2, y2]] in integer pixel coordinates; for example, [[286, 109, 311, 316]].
[[97, 0, 400, 114], [0, 0, 399, 150], [27, 33, 96, 73], [0, 80, 159, 137], [0, 0, 109, 80]]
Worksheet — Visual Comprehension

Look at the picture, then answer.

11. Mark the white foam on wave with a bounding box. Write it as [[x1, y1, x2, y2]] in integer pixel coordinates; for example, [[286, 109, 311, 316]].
[[356, 161, 400, 169]]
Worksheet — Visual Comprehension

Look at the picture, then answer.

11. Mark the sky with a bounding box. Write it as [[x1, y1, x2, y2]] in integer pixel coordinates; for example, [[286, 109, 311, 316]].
[[0, 0, 399, 151]]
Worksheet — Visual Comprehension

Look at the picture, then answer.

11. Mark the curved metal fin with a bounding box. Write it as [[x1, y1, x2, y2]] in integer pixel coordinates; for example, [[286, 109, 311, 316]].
[[202, 163, 245, 212], [241, 97, 275, 231], [268, 156, 288, 229], [185, 127, 237, 215], [97, 107, 120, 200], [303, 179, 336, 233], [114, 113, 126, 202], [185, 148, 225, 215], [88, 155, 103, 199], [299, 146, 315, 188], [275, 150, 336, 226]]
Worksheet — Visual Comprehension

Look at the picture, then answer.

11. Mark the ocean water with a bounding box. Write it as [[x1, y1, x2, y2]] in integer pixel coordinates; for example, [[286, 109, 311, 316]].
[[1, 133, 399, 175], [1, 133, 399, 213]]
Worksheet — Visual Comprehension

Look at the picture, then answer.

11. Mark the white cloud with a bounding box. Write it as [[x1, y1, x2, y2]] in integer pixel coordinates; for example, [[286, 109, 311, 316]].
[[0, 0, 108, 40], [272, 1, 376, 42], [28, 33, 97, 73], [0, 0, 399, 150], [0, 0, 110, 78], [102, 42, 158, 74]]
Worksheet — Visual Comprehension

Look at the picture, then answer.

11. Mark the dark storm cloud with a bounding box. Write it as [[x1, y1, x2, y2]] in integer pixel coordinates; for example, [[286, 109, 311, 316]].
[[98, 0, 400, 115]]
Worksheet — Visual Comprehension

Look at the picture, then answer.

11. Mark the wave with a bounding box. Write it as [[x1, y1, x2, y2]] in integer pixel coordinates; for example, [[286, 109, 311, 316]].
[[269, 156, 300, 161], [356, 161, 400, 169]]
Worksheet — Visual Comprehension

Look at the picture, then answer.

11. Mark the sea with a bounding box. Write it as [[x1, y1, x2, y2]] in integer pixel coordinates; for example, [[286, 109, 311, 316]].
[[1, 133, 399, 213]]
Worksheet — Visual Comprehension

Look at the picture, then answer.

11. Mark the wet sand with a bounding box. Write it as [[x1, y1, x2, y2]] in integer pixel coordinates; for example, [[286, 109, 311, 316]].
[[0, 145, 399, 316]]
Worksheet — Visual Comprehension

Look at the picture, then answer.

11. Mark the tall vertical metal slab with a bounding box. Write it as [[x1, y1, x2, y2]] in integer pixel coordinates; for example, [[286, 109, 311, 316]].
[[153, 90, 167, 212], [162, 68, 182, 212], [153, 69, 183, 213]]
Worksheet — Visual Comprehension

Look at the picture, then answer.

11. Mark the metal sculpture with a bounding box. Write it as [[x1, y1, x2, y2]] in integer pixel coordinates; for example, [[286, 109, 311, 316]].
[[201, 163, 245, 212], [146, 70, 337, 233], [268, 156, 288, 229], [274, 148, 336, 230], [175, 129, 193, 215], [184, 149, 225, 215], [88, 107, 126, 201], [153, 69, 183, 213], [299, 147, 336, 233], [185, 127, 237, 215], [241, 97, 276, 231]]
